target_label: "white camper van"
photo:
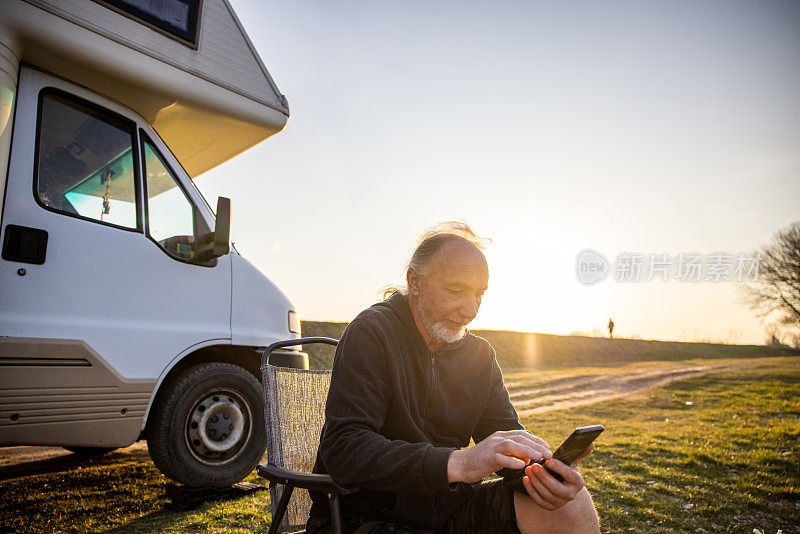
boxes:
[0,0,307,487]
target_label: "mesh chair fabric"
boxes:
[262,365,331,533]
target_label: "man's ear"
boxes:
[407,268,421,297]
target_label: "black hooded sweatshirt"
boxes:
[308,292,522,529]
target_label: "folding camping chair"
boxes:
[259,337,354,534]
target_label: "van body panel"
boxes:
[23,0,287,111]
[230,253,298,347]
[0,338,155,447]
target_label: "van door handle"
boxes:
[2,225,49,265]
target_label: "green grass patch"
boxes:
[1,357,798,533]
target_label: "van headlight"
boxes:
[288,310,301,334]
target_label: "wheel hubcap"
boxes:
[186,390,251,465]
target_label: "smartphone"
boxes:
[538,425,604,482]
[504,425,604,490]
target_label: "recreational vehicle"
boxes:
[0,0,306,487]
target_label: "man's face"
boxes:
[411,241,489,346]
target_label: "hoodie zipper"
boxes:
[425,349,441,527]
[423,350,436,436]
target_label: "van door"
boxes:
[0,67,232,448]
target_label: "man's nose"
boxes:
[459,295,480,321]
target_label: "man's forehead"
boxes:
[429,241,489,281]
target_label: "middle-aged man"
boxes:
[308,223,601,533]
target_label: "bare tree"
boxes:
[744,221,800,344]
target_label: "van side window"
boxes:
[35,92,139,230]
[142,138,205,261]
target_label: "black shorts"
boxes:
[305,478,521,534]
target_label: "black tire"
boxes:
[64,446,117,456]
[146,362,266,487]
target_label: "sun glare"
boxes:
[473,230,611,337]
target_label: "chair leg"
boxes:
[268,484,295,534]
[330,493,343,534]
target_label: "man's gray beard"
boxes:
[417,298,467,345]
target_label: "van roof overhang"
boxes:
[2,0,289,178]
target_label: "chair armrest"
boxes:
[261,337,339,366]
[257,463,354,495]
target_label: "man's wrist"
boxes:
[447,449,464,483]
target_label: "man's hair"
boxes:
[380,221,489,300]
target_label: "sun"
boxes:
[472,230,613,336]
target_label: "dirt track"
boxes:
[506,363,737,417]
[1,362,738,472]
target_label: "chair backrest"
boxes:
[262,364,332,533]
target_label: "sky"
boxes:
[196,0,800,344]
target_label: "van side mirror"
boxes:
[196,196,231,261]
[213,196,231,257]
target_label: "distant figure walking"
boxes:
[608,318,615,339]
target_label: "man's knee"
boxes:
[514,487,600,534]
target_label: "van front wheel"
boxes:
[146,362,265,487]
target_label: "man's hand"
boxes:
[522,443,594,510]
[447,430,552,484]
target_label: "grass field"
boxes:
[0,356,798,533]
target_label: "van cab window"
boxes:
[35,92,139,230]
[142,138,206,261]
